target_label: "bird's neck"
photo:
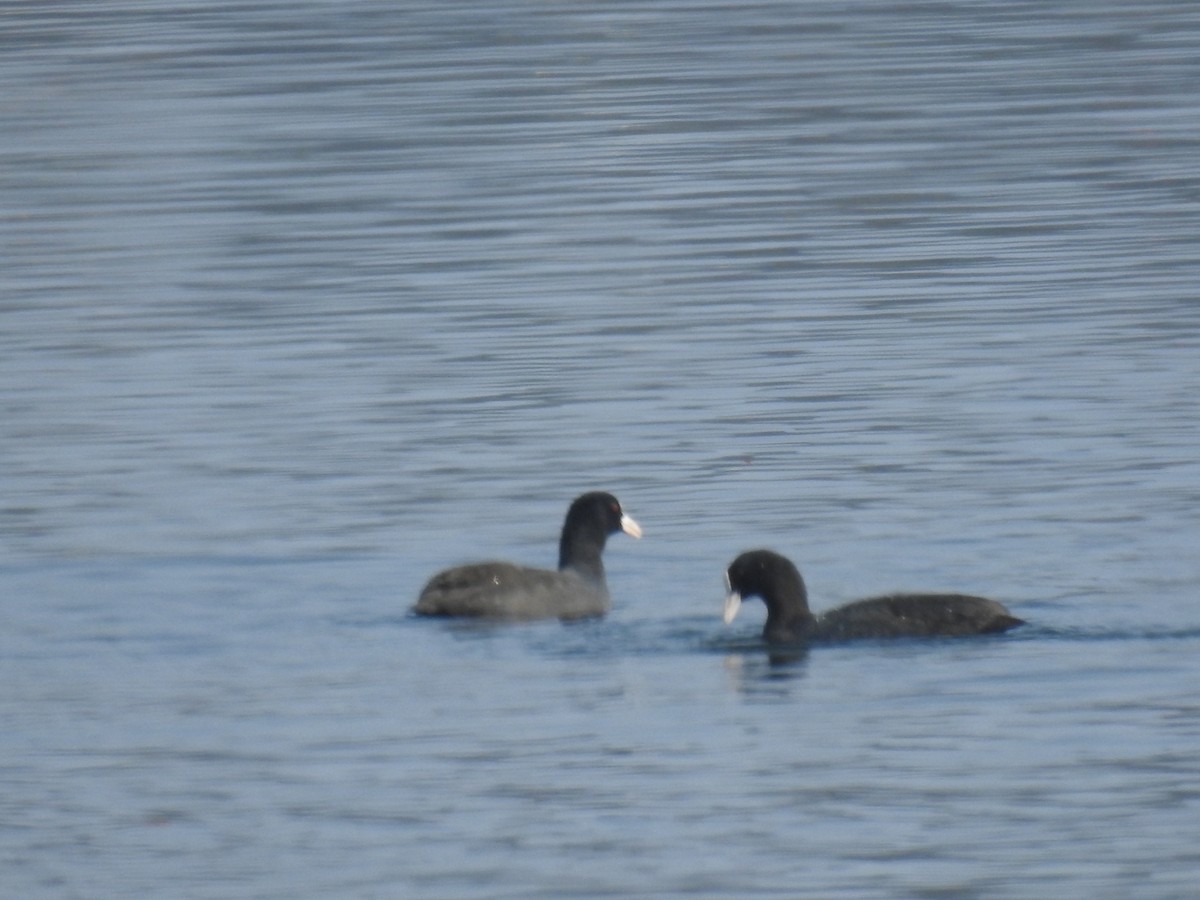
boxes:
[559,533,606,582]
[762,577,815,643]
[764,607,816,643]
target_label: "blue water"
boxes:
[3,2,1200,897]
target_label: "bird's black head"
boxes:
[724,549,811,630]
[558,492,642,575]
[565,492,642,539]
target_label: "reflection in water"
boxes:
[723,648,809,698]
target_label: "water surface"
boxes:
[3,2,1199,897]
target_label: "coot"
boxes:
[724,549,1023,644]
[414,492,642,620]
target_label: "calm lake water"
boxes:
[4,2,1200,897]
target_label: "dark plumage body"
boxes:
[414,492,641,621]
[724,549,1024,644]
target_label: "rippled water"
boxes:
[4,2,1200,897]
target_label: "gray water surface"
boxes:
[4,2,1200,897]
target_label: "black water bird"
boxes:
[724,549,1024,644]
[414,492,642,621]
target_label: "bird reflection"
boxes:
[722,645,809,698]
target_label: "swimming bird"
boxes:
[724,549,1023,644]
[414,492,642,621]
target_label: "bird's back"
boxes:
[814,593,1024,640]
[415,561,609,620]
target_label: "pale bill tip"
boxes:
[723,591,743,625]
[620,513,643,539]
